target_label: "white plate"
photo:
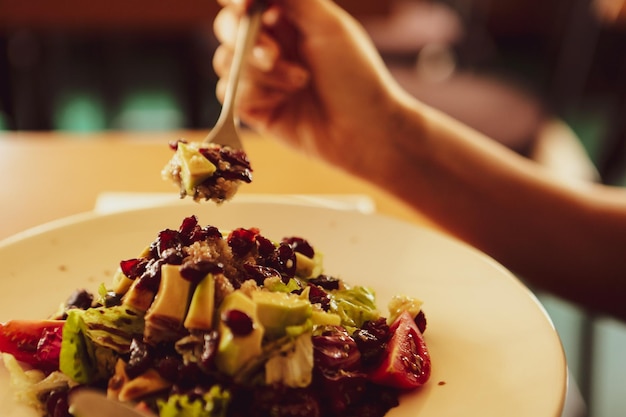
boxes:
[0,201,566,417]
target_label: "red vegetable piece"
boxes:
[0,320,65,371]
[368,311,431,389]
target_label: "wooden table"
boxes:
[0,130,435,241]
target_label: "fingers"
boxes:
[216,76,290,116]
[213,1,310,89]
[213,43,310,94]
[214,4,280,70]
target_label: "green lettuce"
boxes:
[59,306,144,383]
[158,385,231,417]
[329,286,380,331]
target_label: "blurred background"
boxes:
[1,0,625,415]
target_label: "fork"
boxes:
[69,389,150,417]
[202,0,266,150]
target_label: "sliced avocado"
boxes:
[216,291,264,376]
[184,272,216,330]
[176,142,217,194]
[294,252,314,278]
[111,267,134,296]
[295,251,324,279]
[111,246,151,296]
[252,291,312,339]
[311,310,342,326]
[122,278,155,312]
[144,264,192,343]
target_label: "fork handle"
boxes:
[215,1,265,129]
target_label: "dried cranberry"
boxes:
[307,284,331,311]
[255,235,275,258]
[308,275,340,291]
[221,148,252,170]
[188,225,222,243]
[352,318,390,368]
[243,263,282,285]
[153,229,183,258]
[199,147,221,166]
[262,243,296,281]
[220,165,253,183]
[178,215,199,238]
[134,258,163,292]
[282,237,315,258]
[119,258,148,280]
[180,259,223,284]
[64,289,93,310]
[222,309,254,336]
[228,228,259,257]
[126,338,153,379]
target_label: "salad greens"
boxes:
[60,306,144,384]
[158,386,230,417]
[0,215,431,417]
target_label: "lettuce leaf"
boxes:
[59,306,144,383]
[158,385,231,417]
[329,286,380,331]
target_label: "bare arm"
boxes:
[372,97,626,320]
[214,0,626,320]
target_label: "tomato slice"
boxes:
[368,311,431,389]
[0,320,65,370]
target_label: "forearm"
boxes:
[356,94,626,320]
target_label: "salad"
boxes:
[161,140,253,203]
[0,215,431,417]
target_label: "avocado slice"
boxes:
[184,272,216,330]
[176,142,217,195]
[251,291,312,339]
[216,291,264,376]
[112,246,151,296]
[144,264,192,344]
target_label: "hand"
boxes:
[212,0,411,171]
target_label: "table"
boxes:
[0,129,585,417]
[0,129,434,241]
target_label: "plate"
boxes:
[0,201,566,417]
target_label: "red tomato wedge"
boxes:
[368,311,431,389]
[0,320,65,371]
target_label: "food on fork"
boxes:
[0,215,431,417]
[162,140,253,203]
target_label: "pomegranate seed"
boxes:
[221,309,254,336]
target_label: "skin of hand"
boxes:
[213,0,626,321]
[213,0,409,172]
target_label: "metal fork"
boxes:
[202,1,266,149]
[69,389,150,417]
